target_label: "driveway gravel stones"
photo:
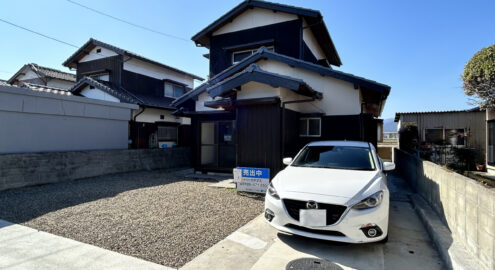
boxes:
[0,169,264,268]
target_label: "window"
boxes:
[300,118,321,137]
[96,48,101,53]
[292,146,376,171]
[446,129,466,146]
[157,126,177,141]
[232,46,274,64]
[489,122,495,164]
[164,82,185,98]
[424,128,444,144]
[90,73,109,81]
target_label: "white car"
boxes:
[264,141,395,243]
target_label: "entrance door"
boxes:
[200,121,235,170]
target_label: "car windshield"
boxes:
[291,145,376,171]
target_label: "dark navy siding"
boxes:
[209,20,302,76]
[76,55,123,85]
[301,42,318,64]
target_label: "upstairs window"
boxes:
[164,82,185,98]
[300,118,321,137]
[232,46,274,64]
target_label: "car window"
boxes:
[291,146,376,171]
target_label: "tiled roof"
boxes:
[19,82,73,96]
[0,79,9,86]
[63,38,204,81]
[191,0,341,66]
[69,77,176,110]
[29,63,76,82]
[206,63,322,99]
[173,47,390,107]
[7,63,75,84]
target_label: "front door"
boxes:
[200,121,236,171]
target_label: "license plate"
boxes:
[300,209,326,227]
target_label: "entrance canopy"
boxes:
[206,64,322,100]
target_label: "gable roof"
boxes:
[206,63,322,99]
[0,79,9,86]
[172,47,390,107]
[192,0,342,66]
[63,38,204,81]
[7,63,76,84]
[69,77,177,110]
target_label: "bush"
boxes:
[448,148,477,173]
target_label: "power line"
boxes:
[0,18,78,48]
[66,0,190,42]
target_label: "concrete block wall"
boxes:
[395,148,495,269]
[0,85,138,154]
[0,147,190,192]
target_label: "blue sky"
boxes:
[1,0,494,119]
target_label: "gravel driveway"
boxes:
[0,169,264,268]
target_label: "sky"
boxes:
[1,0,494,119]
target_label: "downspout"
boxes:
[133,106,146,148]
[281,98,315,160]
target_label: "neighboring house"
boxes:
[395,108,486,162]
[0,79,9,86]
[173,0,391,175]
[486,110,495,173]
[7,63,76,89]
[63,38,203,148]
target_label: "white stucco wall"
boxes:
[47,79,74,89]
[80,86,120,102]
[80,47,118,62]
[132,108,190,125]
[17,69,40,80]
[302,19,326,60]
[123,58,194,88]
[212,7,298,36]
[245,60,361,115]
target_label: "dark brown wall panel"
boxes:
[76,55,123,85]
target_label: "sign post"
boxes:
[233,167,270,194]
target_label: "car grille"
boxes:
[285,224,345,237]
[283,199,347,225]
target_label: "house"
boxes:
[486,110,495,173]
[62,38,204,149]
[394,108,486,162]
[173,0,391,175]
[7,63,76,89]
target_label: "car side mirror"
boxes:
[383,162,395,172]
[283,157,293,165]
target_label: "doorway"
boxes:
[200,121,236,170]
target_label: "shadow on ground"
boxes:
[0,168,217,224]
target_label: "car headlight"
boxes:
[267,182,280,200]
[352,191,384,210]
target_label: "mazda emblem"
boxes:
[306,200,319,209]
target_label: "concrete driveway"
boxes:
[182,173,444,270]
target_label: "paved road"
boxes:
[183,173,444,270]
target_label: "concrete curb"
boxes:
[410,194,481,270]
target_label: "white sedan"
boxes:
[264,141,395,243]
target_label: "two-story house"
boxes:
[63,38,203,148]
[173,0,391,175]
[8,63,76,90]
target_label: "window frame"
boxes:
[488,121,495,165]
[299,117,321,137]
[164,81,186,98]
[232,46,274,64]
[157,125,178,141]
